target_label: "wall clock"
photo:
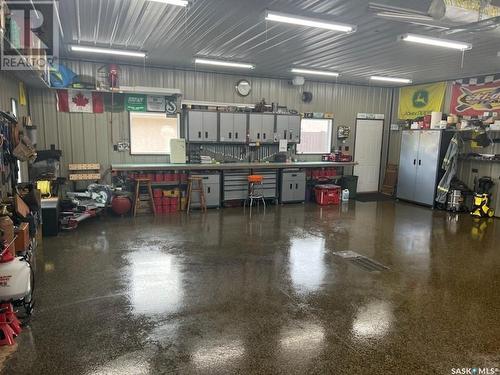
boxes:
[235,80,251,97]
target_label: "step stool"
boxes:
[133,178,156,217]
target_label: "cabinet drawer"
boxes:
[191,174,220,185]
[282,172,305,183]
[224,190,248,201]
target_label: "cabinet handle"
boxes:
[413,159,416,165]
[198,131,201,138]
[235,132,238,139]
[283,130,287,139]
[295,183,298,189]
[289,132,292,140]
[418,159,422,166]
[290,183,293,190]
[229,132,232,139]
[263,133,266,140]
[257,133,260,139]
[205,131,208,139]
[208,187,211,194]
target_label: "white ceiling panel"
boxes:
[57,0,500,85]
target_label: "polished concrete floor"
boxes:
[1,201,499,374]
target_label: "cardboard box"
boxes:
[15,223,29,253]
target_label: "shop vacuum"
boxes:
[0,236,34,345]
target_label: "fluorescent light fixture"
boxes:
[370,76,412,84]
[265,10,356,33]
[195,58,255,69]
[400,34,472,51]
[148,0,188,6]
[291,68,339,77]
[69,45,146,58]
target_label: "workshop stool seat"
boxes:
[245,175,266,211]
[133,178,156,217]
[187,177,207,213]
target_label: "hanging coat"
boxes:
[435,134,461,204]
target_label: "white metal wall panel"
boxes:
[28,61,394,182]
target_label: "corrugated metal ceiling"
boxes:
[58,0,500,85]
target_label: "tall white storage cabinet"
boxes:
[397,130,453,207]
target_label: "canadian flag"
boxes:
[56,90,104,113]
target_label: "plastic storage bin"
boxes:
[314,184,341,205]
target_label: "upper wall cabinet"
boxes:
[220,113,247,143]
[185,110,301,144]
[249,113,275,143]
[276,115,301,143]
[187,111,218,142]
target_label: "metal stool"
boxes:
[187,177,207,213]
[245,175,266,211]
[133,178,156,217]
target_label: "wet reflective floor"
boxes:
[1,201,499,374]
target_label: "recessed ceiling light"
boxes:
[291,68,340,77]
[195,58,255,69]
[69,45,146,58]
[265,10,356,33]
[400,34,472,51]
[148,0,188,6]
[370,76,412,84]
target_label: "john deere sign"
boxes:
[398,82,446,119]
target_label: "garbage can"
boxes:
[341,175,358,199]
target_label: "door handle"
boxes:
[198,131,201,138]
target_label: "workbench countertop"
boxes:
[111,161,357,171]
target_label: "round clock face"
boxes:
[236,80,251,97]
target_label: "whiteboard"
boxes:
[129,112,179,155]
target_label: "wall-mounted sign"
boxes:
[125,94,147,112]
[165,95,178,115]
[147,95,166,112]
[357,113,385,120]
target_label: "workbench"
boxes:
[112,161,357,207]
[111,161,357,172]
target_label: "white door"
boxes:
[353,119,384,193]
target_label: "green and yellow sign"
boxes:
[398,82,446,119]
[125,94,147,112]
